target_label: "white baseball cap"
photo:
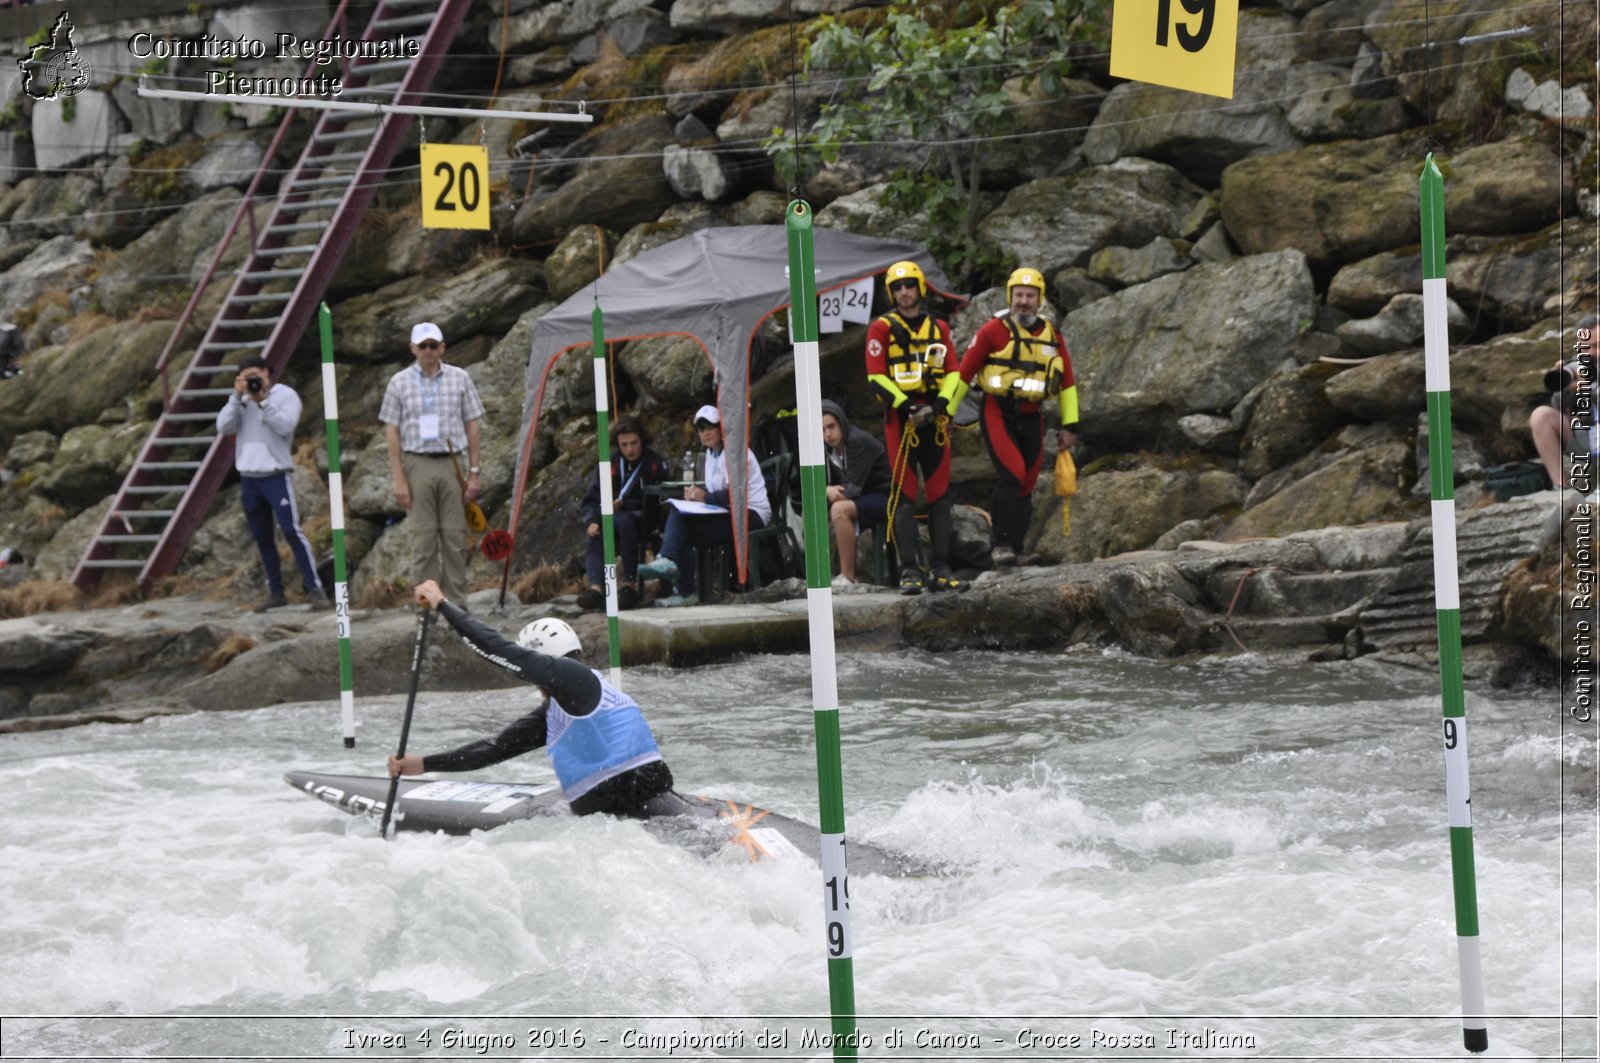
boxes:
[693,404,720,426]
[410,322,444,345]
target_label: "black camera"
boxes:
[246,374,264,394]
[1545,356,1596,393]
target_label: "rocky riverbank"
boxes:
[0,488,1577,733]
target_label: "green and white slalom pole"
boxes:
[590,303,622,687]
[318,302,357,748]
[1420,153,1487,1055]
[785,199,858,1057]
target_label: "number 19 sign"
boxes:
[421,143,491,230]
[1110,0,1239,99]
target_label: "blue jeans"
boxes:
[658,509,765,596]
[584,508,646,587]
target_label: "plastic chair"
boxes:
[745,453,803,587]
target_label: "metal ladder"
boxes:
[72,0,473,592]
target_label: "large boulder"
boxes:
[469,301,559,517]
[1221,128,1570,282]
[815,182,940,245]
[93,189,247,317]
[33,420,150,508]
[980,158,1206,277]
[1079,10,1306,187]
[544,224,613,303]
[1093,562,1214,657]
[1446,218,1600,333]
[612,191,786,265]
[1366,0,1533,122]
[902,573,1078,652]
[0,235,95,321]
[3,175,100,240]
[511,115,678,245]
[663,143,740,202]
[617,334,714,408]
[1238,362,1346,480]
[0,317,172,438]
[330,257,544,361]
[1063,250,1317,450]
[328,202,490,299]
[1324,318,1563,446]
[1224,425,1417,539]
[1031,461,1249,564]
[1283,61,1411,143]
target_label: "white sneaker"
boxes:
[830,574,854,590]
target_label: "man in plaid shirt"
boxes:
[381,322,485,602]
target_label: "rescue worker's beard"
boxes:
[1012,309,1038,328]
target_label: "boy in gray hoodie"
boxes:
[820,400,893,586]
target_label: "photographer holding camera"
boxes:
[1531,314,1599,490]
[216,355,330,612]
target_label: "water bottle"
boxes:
[681,449,695,483]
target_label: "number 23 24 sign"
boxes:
[421,144,491,231]
[1110,0,1239,100]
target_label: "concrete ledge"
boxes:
[618,590,907,665]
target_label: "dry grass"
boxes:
[1056,582,1100,616]
[511,561,584,605]
[0,579,83,618]
[84,577,145,609]
[355,578,413,610]
[202,633,257,673]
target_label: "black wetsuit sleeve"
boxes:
[437,601,602,714]
[422,708,548,773]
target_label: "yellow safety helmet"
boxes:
[1006,267,1046,303]
[884,260,927,298]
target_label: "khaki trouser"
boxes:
[402,452,469,602]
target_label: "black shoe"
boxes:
[307,587,333,610]
[617,584,640,611]
[930,570,968,592]
[576,587,604,610]
[898,570,925,596]
[253,593,288,613]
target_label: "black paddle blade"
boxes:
[380,608,435,839]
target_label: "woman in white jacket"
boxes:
[637,405,771,606]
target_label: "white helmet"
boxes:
[516,617,582,658]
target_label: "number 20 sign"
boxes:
[1109,0,1239,100]
[421,143,491,231]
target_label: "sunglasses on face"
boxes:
[889,280,919,293]
[416,341,441,350]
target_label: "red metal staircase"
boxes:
[71,0,474,592]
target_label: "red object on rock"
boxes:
[480,529,514,561]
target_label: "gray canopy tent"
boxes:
[508,224,960,583]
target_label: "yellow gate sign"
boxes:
[1110,0,1239,100]
[420,143,490,230]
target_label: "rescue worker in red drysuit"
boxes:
[864,260,966,594]
[946,267,1079,569]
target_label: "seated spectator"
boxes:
[578,417,669,610]
[1531,314,1598,489]
[820,400,891,588]
[638,405,771,606]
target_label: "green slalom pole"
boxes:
[785,199,858,1056]
[318,303,357,747]
[591,304,622,687]
[1419,154,1487,1055]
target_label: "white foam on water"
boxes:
[0,650,1591,1061]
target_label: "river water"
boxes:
[2,648,1594,1061]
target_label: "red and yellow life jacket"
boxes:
[869,313,949,405]
[979,316,1063,401]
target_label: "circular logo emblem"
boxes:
[44,51,90,98]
